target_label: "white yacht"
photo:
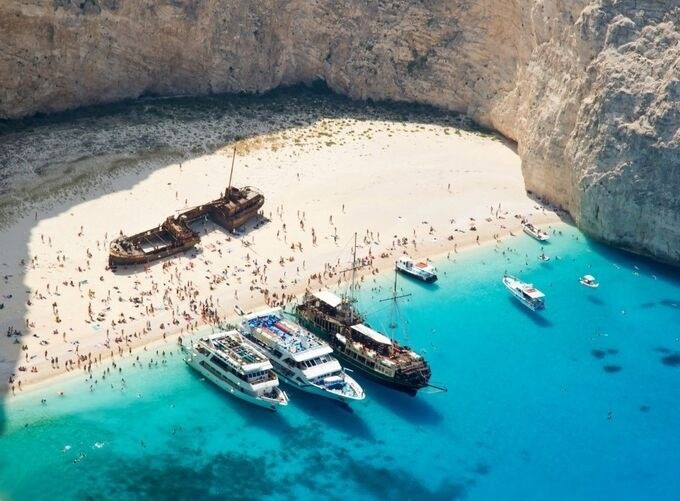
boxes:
[579,274,600,288]
[185,330,289,411]
[522,220,550,241]
[395,255,438,283]
[242,307,365,402]
[502,274,546,311]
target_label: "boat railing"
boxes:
[248,316,323,353]
[247,370,277,385]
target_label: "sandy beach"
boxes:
[0,105,562,396]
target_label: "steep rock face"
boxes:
[0,0,678,264]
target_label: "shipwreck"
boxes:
[109,150,264,267]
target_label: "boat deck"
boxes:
[208,332,269,366]
[248,314,325,354]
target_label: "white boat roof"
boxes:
[522,286,545,299]
[313,290,343,308]
[583,274,596,281]
[351,323,392,345]
[302,360,342,379]
[292,345,333,362]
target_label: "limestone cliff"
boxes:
[0,0,678,264]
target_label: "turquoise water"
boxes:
[1,223,679,500]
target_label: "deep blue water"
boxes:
[1,223,679,500]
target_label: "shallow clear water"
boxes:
[1,223,679,500]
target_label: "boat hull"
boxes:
[295,313,428,396]
[395,266,438,283]
[109,187,264,267]
[522,226,550,242]
[185,357,285,411]
[276,371,364,402]
[109,238,199,266]
[502,275,545,311]
[243,333,365,402]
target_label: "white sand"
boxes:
[0,118,560,393]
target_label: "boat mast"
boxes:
[226,147,237,195]
[380,270,411,341]
[349,232,358,323]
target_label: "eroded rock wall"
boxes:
[0,0,678,263]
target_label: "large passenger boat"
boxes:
[241,307,365,402]
[295,235,435,396]
[185,330,288,411]
[502,274,546,311]
[109,149,264,267]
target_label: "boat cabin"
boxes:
[350,323,393,355]
[521,286,545,308]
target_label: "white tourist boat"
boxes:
[395,255,438,283]
[185,330,289,411]
[522,220,550,241]
[579,274,600,288]
[502,274,546,311]
[242,307,365,402]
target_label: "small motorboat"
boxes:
[538,253,550,262]
[522,220,550,242]
[395,255,438,283]
[579,274,599,288]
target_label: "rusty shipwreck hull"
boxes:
[109,186,264,267]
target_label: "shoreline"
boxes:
[1,107,563,400]
[7,211,564,399]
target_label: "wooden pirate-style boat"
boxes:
[296,235,441,396]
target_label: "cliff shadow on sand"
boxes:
[0,84,513,434]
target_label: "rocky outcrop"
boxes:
[0,0,678,264]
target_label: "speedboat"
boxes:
[538,253,550,262]
[395,255,438,283]
[579,274,599,288]
[522,220,550,241]
[502,274,545,311]
[185,330,289,411]
[242,307,365,402]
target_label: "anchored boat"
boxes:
[109,149,264,267]
[185,330,288,411]
[295,235,435,396]
[395,255,438,283]
[579,274,600,288]
[241,307,365,402]
[503,274,546,311]
[522,220,550,242]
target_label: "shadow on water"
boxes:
[639,299,680,316]
[404,277,441,292]
[0,83,493,436]
[507,297,553,328]
[587,294,605,306]
[357,376,443,426]
[659,299,680,312]
[191,368,293,433]
[586,237,680,284]
[287,387,374,440]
